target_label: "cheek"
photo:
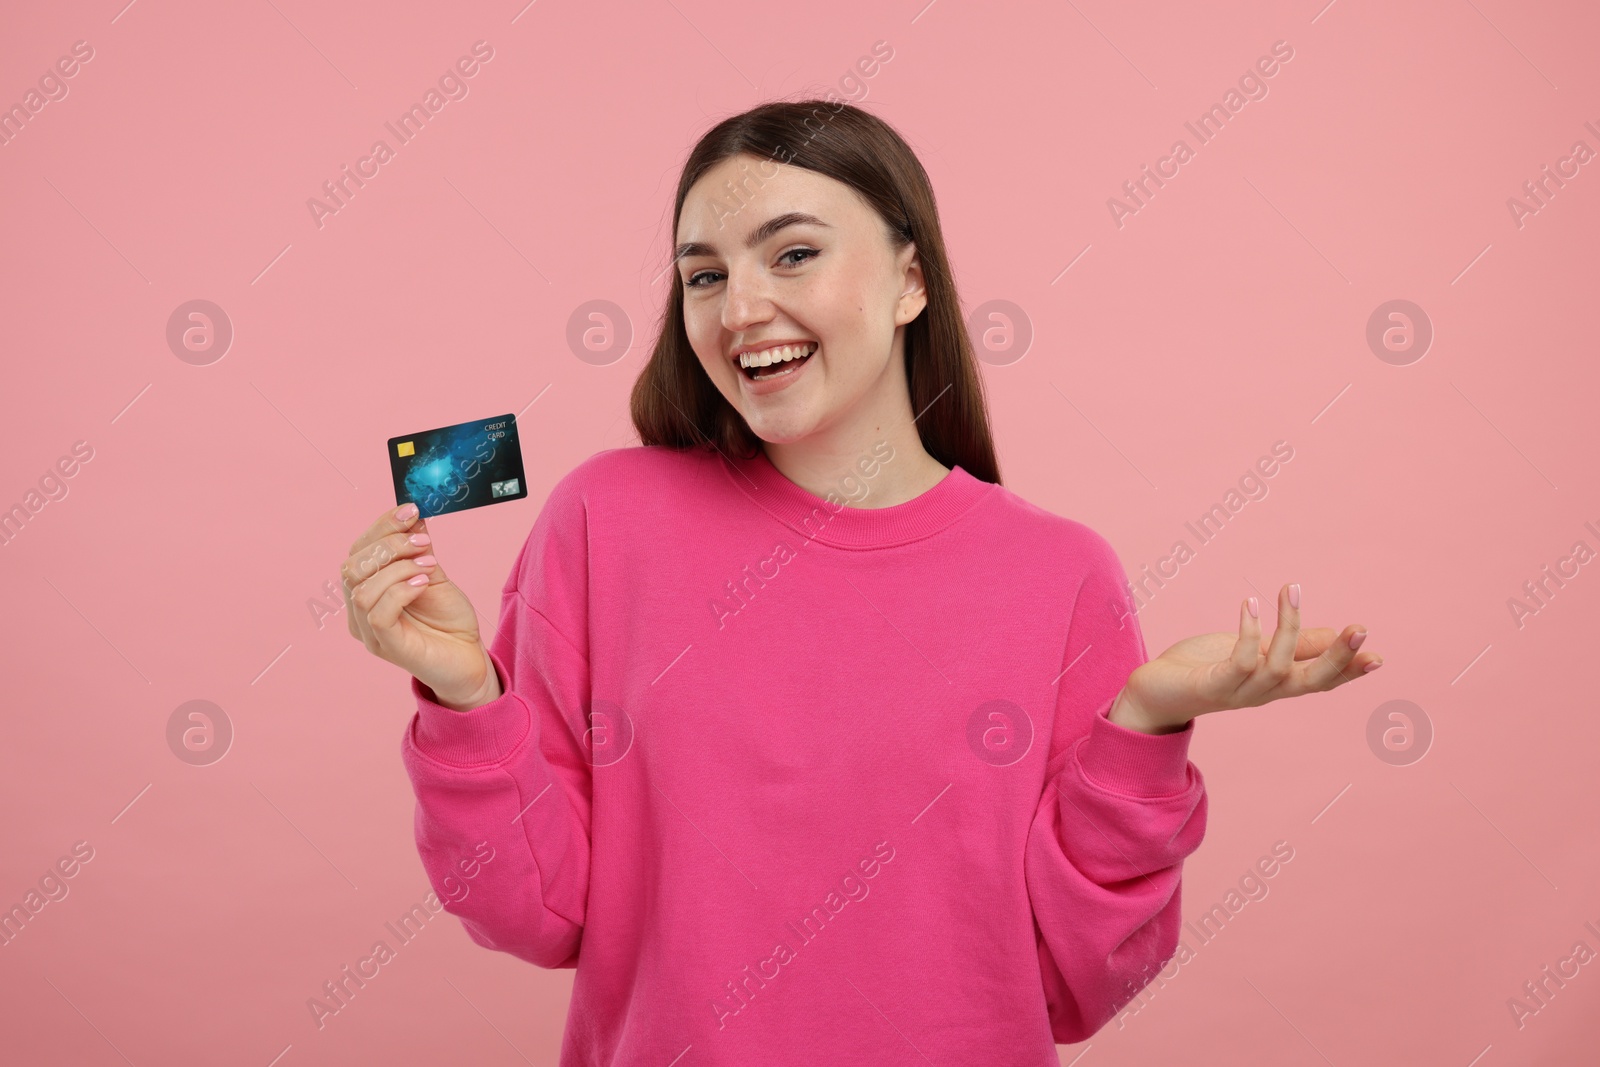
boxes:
[806,274,871,339]
[682,305,721,363]
[805,291,886,378]
[822,258,894,330]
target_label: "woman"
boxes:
[341,100,1380,1065]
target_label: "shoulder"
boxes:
[563,443,714,482]
[982,484,1142,645]
[505,446,713,599]
[532,445,720,536]
[981,480,1126,575]
[548,444,717,506]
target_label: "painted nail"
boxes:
[1363,659,1382,673]
[1348,629,1367,651]
[407,574,429,586]
[1288,583,1300,609]
[1247,596,1259,619]
[408,532,431,546]
[395,502,418,520]
[414,555,437,567]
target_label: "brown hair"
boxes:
[627,99,1002,485]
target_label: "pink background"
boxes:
[2,0,1596,1063]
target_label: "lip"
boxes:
[739,343,816,397]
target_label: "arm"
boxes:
[399,479,595,969]
[1024,534,1208,1042]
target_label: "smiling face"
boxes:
[673,153,927,453]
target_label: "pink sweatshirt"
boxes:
[400,444,1207,1065]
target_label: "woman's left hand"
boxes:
[1109,583,1383,735]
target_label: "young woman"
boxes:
[341,100,1381,1065]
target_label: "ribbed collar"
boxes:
[721,447,995,550]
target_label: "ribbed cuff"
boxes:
[407,646,531,767]
[1075,694,1195,798]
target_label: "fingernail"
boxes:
[396,503,418,520]
[1348,629,1367,651]
[1247,596,1259,619]
[414,554,437,567]
[1363,659,1382,673]
[408,532,431,546]
[407,574,429,586]
[1288,583,1300,609]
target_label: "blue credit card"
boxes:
[387,413,528,518]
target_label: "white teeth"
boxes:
[739,343,816,369]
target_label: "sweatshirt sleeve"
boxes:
[399,470,594,970]
[1023,530,1208,1043]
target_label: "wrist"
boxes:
[437,687,498,713]
[433,646,502,712]
[1108,689,1187,735]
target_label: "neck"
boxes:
[762,433,949,509]
[759,332,952,508]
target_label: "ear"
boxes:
[894,244,927,326]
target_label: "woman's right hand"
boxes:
[342,503,503,711]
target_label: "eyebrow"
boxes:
[673,211,832,264]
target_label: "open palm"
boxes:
[1118,583,1383,731]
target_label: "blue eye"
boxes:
[684,247,820,289]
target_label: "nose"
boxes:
[719,264,776,334]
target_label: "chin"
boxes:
[743,411,822,445]
[745,422,809,445]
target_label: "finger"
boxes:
[342,522,434,598]
[1218,596,1265,695]
[344,541,403,645]
[353,553,439,637]
[344,505,424,644]
[366,563,440,649]
[1242,583,1302,701]
[348,502,425,561]
[1267,626,1341,661]
[1298,624,1358,690]
[1298,625,1380,691]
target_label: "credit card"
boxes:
[387,413,528,518]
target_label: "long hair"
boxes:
[628,99,1002,485]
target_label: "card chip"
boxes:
[396,441,415,457]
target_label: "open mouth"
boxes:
[739,343,817,381]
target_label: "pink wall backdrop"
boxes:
[2,0,1596,1063]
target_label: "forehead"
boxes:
[675,155,856,244]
